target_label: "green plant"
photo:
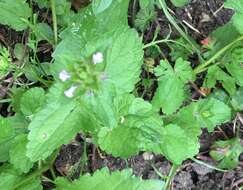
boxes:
[0,0,243,190]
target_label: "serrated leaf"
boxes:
[135,7,156,31]
[105,27,143,93]
[159,124,199,165]
[9,134,33,173]
[0,165,42,190]
[152,59,190,114]
[224,0,243,34]
[197,98,232,132]
[173,98,232,133]
[20,87,45,117]
[0,0,31,31]
[97,94,163,158]
[174,58,195,83]
[210,138,243,169]
[27,84,84,161]
[33,23,54,44]
[203,65,236,96]
[231,87,243,111]
[92,0,113,15]
[225,62,243,87]
[55,168,164,190]
[0,117,15,162]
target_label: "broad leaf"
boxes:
[20,87,45,117]
[0,165,42,190]
[159,124,199,165]
[173,98,232,132]
[9,134,33,173]
[231,87,243,111]
[203,65,236,96]
[0,118,15,162]
[210,138,243,169]
[55,168,164,190]
[152,59,193,114]
[0,0,31,31]
[27,84,82,161]
[92,0,113,15]
[224,0,243,34]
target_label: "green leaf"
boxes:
[9,134,34,173]
[135,7,156,31]
[33,23,54,44]
[27,84,84,161]
[173,98,232,133]
[0,117,15,162]
[55,168,164,190]
[210,138,243,169]
[224,0,243,34]
[0,165,42,190]
[203,65,236,96]
[159,124,199,165]
[174,58,195,83]
[139,0,151,8]
[98,95,163,158]
[105,27,143,93]
[197,98,232,132]
[231,87,243,111]
[20,87,45,117]
[170,0,190,7]
[225,62,243,87]
[0,0,31,31]
[92,0,113,15]
[152,59,191,114]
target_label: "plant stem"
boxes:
[143,39,192,53]
[158,0,203,61]
[194,35,243,74]
[163,164,179,190]
[191,158,227,172]
[50,0,58,46]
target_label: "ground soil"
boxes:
[1,0,242,190]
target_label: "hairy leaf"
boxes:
[55,168,164,190]
[27,84,84,161]
[0,0,31,31]
[92,0,113,15]
[20,87,45,117]
[152,59,193,114]
[9,134,33,173]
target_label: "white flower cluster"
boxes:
[59,52,104,98]
[59,70,77,98]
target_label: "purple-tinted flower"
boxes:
[59,70,71,82]
[64,85,77,98]
[92,52,103,64]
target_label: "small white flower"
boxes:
[120,116,125,124]
[64,85,78,98]
[59,70,71,82]
[92,52,103,64]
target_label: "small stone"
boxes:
[142,152,154,161]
